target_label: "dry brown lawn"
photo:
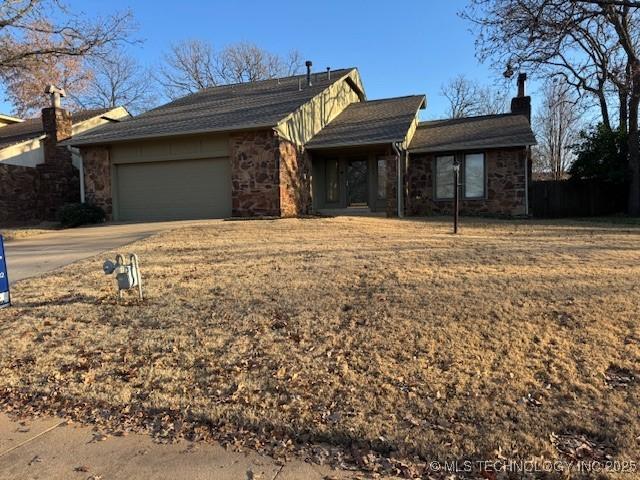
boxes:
[0,225,58,241]
[1,217,639,477]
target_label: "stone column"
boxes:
[383,155,398,217]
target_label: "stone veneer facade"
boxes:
[81,146,112,218]
[229,130,312,218]
[407,148,528,217]
[0,164,40,225]
[229,130,281,217]
[278,139,311,217]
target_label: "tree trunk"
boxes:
[598,91,612,131]
[628,91,640,216]
[620,91,629,133]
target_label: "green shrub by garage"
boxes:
[57,203,106,228]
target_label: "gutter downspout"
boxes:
[392,141,404,218]
[71,146,86,203]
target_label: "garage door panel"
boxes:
[116,158,231,221]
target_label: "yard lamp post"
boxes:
[453,162,460,234]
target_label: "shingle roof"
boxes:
[305,95,425,149]
[408,113,536,153]
[0,108,112,150]
[68,69,359,146]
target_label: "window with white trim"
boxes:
[464,153,485,198]
[435,155,455,199]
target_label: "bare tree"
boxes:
[440,74,508,118]
[219,43,302,83]
[463,0,640,214]
[1,23,94,116]
[157,39,302,99]
[156,40,219,97]
[77,52,157,115]
[534,80,583,179]
[476,85,509,115]
[441,75,480,118]
[0,0,134,71]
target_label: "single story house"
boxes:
[67,65,536,221]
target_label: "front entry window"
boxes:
[325,159,339,203]
[377,159,387,199]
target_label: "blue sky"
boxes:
[1,0,537,119]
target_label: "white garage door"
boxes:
[116,158,232,221]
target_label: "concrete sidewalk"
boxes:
[0,413,358,479]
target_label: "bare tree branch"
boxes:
[75,51,158,115]
[440,74,508,118]
[0,1,135,72]
[156,39,302,99]
[533,80,583,179]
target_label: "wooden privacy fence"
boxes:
[530,180,628,218]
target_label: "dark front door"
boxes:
[347,159,368,205]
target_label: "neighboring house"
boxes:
[0,114,23,128]
[66,65,535,222]
[0,105,130,224]
[0,107,129,168]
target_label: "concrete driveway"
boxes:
[0,413,355,480]
[4,220,218,283]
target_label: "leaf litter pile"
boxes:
[1,217,639,478]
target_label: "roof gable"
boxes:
[69,69,359,146]
[305,95,426,149]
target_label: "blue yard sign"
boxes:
[0,235,9,309]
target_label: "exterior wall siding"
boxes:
[407,148,527,217]
[110,133,229,164]
[229,130,280,217]
[275,70,364,146]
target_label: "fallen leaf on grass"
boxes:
[604,365,636,389]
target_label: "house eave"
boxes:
[409,142,537,154]
[305,139,402,151]
[66,122,278,147]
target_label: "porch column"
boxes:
[384,154,398,217]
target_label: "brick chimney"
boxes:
[37,85,79,220]
[510,73,531,123]
[41,85,72,165]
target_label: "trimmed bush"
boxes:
[57,203,106,228]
